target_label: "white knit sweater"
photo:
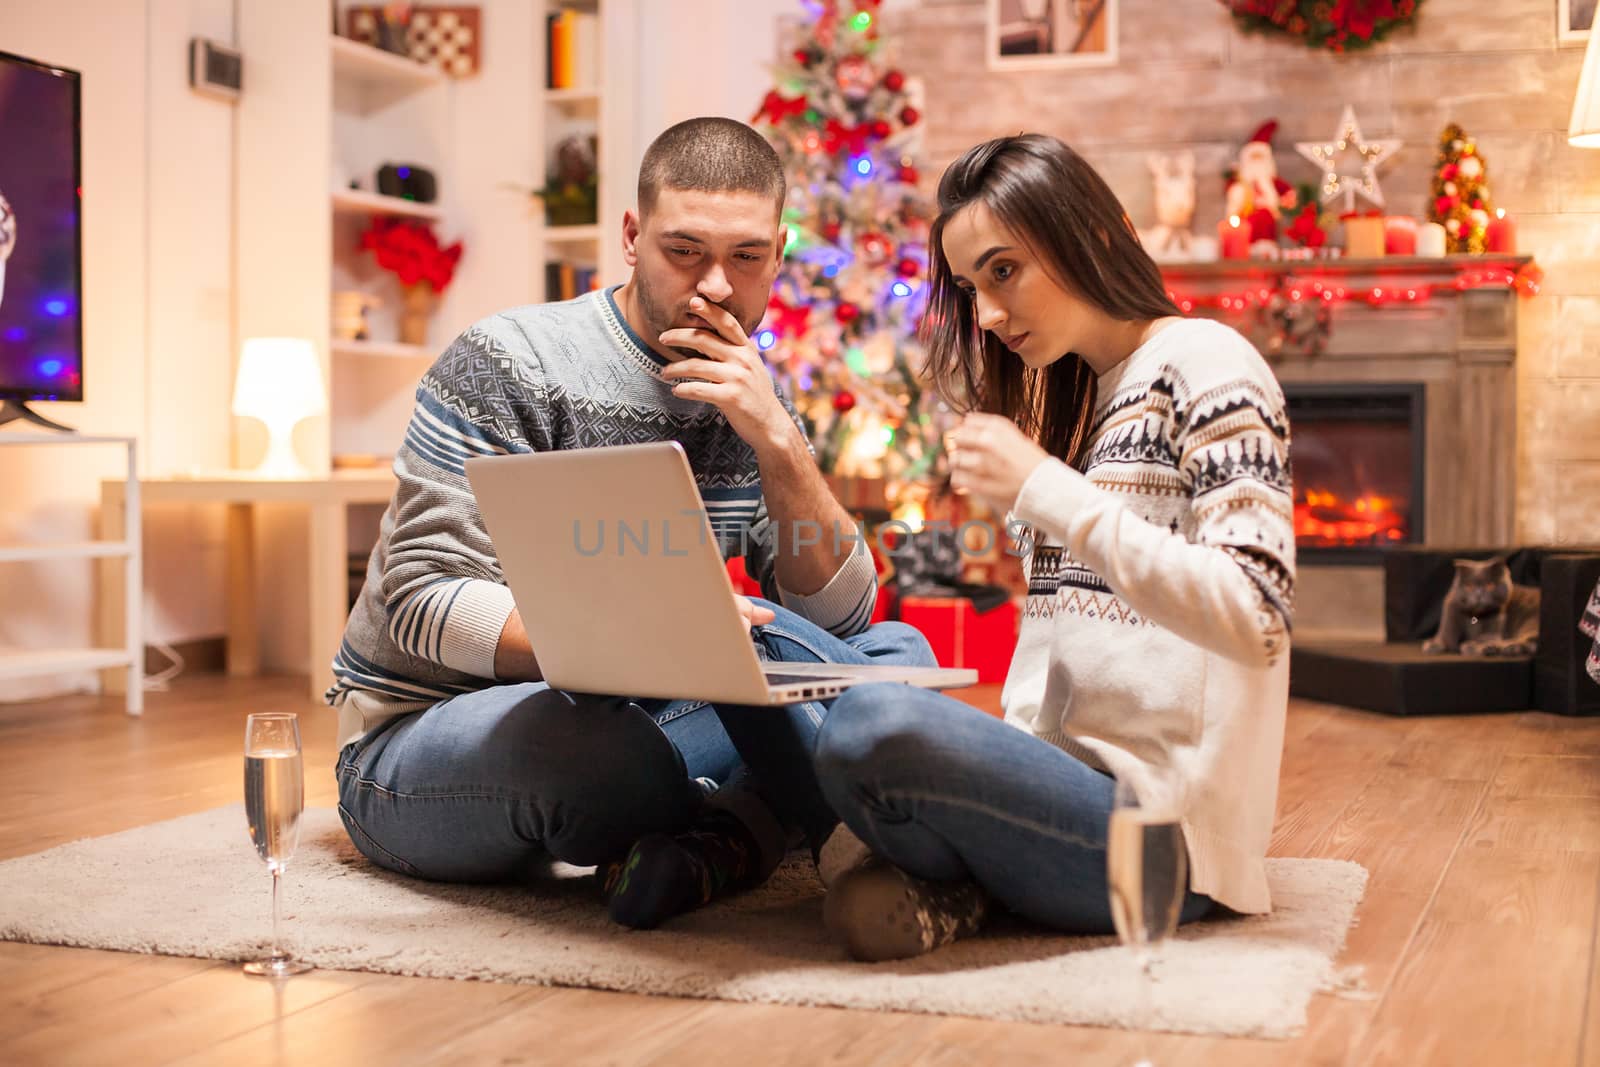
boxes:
[1002,317,1295,915]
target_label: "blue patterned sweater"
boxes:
[327,286,878,745]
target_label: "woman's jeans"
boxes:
[335,600,935,882]
[813,683,1215,935]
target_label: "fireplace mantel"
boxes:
[1161,254,1534,551]
[1160,253,1532,284]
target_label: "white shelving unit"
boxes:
[536,0,634,300]
[545,224,603,245]
[329,32,451,465]
[330,34,443,106]
[0,433,142,715]
[330,339,433,360]
[331,188,444,221]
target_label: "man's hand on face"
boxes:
[658,296,791,453]
[734,594,776,631]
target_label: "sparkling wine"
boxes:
[244,750,304,871]
[1107,807,1185,949]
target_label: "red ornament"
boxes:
[835,302,861,325]
[822,221,843,242]
[897,165,919,184]
[857,231,893,266]
[897,257,919,277]
[833,390,857,413]
[900,106,920,127]
[870,119,893,140]
[883,69,905,92]
[793,49,812,66]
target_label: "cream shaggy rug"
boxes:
[0,806,1367,1038]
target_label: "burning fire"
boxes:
[1295,488,1408,547]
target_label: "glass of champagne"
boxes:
[1107,769,1187,1067]
[243,712,313,977]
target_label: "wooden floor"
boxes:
[1,675,1598,1066]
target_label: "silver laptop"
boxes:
[465,442,977,705]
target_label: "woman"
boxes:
[812,134,1295,962]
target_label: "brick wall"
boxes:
[887,0,1599,546]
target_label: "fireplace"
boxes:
[1286,384,1426,565]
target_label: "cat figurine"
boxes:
[1421,556,1540,657]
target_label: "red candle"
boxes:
[1218,214,1250,260]
[1485,209,1517,253]
[1384,216,1417,256]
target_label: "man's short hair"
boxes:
[637,117,786,220]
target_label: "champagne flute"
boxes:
[243,712,313,977]
[1107,770,1187,1067]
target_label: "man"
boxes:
[328,116,935,929]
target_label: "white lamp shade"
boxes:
[1571,26,1600,147]
[231,337,327,422]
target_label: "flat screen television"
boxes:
[0,49,83,432]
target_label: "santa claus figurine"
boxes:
[1226,120,1297,245]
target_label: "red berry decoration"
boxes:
[822,221,842,242]
[883,69,905,92]
[898,165,919,184]
[900,106,920,127]
[835,302,861,325]
[833,390,857,413]
[897,257,919,278]
[870,119,892,140]
[793,49,812,66]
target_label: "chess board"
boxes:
[347,5,482,78]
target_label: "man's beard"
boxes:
[634,270,757,360]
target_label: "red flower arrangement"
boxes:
[1220,0,1422,53]
[359,217,464,293]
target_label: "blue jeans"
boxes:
[813,683,1215,935]
[335,601,935,881]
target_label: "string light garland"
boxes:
[1166,260,1542,358]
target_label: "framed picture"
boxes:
[1560,0,1595,44]
[987,0,1118,70]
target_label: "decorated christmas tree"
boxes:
[751,0,944,493]
[1427,123,1493,254]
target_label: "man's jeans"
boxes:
[335,600,935,881]
[813,683,1216,935]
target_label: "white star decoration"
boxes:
[1294,105,1402,213]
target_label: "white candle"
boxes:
[1417,221,1448,257]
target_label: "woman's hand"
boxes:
[946,413,1051,516]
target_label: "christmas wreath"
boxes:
[1220,0,1422,53]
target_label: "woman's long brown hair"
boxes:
[921,134,1181,466]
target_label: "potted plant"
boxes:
[535,134,598,227]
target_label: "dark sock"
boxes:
[600,807,765,929]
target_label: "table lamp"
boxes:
[1570,24,1600,148]
[231,337,326,478]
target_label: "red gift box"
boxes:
[899,595,1019,685]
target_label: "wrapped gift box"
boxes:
[900,595,1019,684]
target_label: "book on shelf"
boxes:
[546,10,598,90]
[545,260,600,302]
